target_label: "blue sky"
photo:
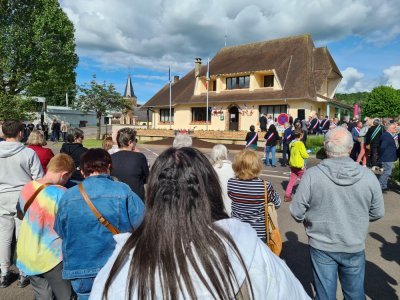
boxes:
[61,0,400,104]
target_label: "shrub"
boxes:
[306,135,324,154]
[391,161,400,184]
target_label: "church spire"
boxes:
[124,74,135,98]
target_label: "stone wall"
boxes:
[136,129,267,140]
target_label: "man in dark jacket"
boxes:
[378,123,398,191]
[60,128,88,183]
[308,115,319,135]
[320,115,330,135]
[281,122,292,166]
[365,118,383,168]
[259,114,267,132]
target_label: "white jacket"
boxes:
[213,160,235,216]
[90,218,310,299]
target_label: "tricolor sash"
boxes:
[245,132,258,148]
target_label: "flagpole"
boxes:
[206,58,210,131]
[169,66,172,130]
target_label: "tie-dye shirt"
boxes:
[16,181,65,276]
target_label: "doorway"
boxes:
[229,106,239,131]
[297,109,305,121]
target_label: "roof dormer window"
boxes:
[264,75,274,87]
[226,76,249,90]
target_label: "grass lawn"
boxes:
[83,139,103,148]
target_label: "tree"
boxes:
[363,86,400,118]
[0,0,78,105]
[336,92,369,106]
[0,93,35,121]
[74,76,128,140]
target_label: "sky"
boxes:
[60,0,400,104]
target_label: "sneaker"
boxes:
[0,274,10,288]
[16,275,29,288]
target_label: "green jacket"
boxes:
[289,140,309,168]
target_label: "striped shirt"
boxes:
[16,181,65,276]
[227,178,281,240]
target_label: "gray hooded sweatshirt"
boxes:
[0,141,44,215]
[290,157,384,253]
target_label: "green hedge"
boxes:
[392,161,400,184]
[306,135,324,154]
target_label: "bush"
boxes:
[391,161,400,184]
[306,135,324,154]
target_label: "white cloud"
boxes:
[337,65,400,93]
[383,65,400,88]
[60,0,400,71]
[337,67,379,93]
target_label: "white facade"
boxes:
[33,105,108,128]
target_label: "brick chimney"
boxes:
[194,58,202,77]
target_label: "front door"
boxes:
[297,109,305,121]
[229,106,239,131]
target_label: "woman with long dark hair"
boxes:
[264,124,280,167]
[90,147,309,299]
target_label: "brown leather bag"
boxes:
[78,183,120,235]
[17,183,50,220]
[264,181,282,256]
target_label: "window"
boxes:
[191,107,211,122]
[226,76,250,90]
[160,108,174,122]
[259,105,287,121]
[264,75,274,87]
[211,80,216,91]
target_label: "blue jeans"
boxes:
[310,246,365,300]
[71,277,95,300]
[379,161,393,189]
[265,145,276,166]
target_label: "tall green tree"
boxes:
[0,0,78,105]
[74,76,128,140]
[363,86,400,117]
[0,93,35,121]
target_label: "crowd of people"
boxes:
[0,114,398,299]
[256,113,400,194]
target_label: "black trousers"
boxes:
[369,145,379,167]
[350,142,360,161]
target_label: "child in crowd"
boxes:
[102,136,113,152]
[284,130,309,202]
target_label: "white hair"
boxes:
[324,127,353,158]
[172,133,193,148]
[210,144,229,168]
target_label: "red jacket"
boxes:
[28,145,54,173]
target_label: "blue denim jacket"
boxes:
[54,175,145,279]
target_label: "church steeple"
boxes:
[124,74,135,98]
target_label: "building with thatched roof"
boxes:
[143,34,352,131]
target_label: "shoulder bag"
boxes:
[78,183,120,235]
[17,183,50,220]
[263,181,282,256]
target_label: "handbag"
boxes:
[78,183,120,235]
[263,181,282,256]
[16,183,50,220]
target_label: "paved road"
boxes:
[2,144,399,299]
